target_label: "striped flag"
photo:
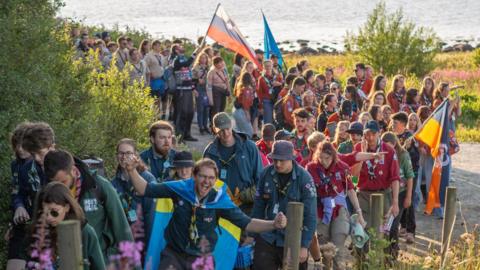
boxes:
[144,179,241,270]
[415,99,450,214]
[206,4,261,68]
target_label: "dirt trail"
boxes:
[184,126,480,263]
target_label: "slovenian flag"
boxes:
[144,179,241,270]
[263,11,284,70]
[205,4,261,69]
[414,99,450,214]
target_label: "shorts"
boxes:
[7,224,29,260]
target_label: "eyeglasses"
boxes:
[197,173,216,181]
[117,151,135,157]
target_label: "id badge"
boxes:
[220,169,227,180]
[273,203,279,214]
[269,88,273,95]
[127,209,137,223]
[163,160,171,169]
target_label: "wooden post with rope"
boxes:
[283,202,304,270]
[57,220,83,270]
[441,186,457,269]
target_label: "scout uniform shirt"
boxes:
[306,159,354,224]
[252,162,317,248]
[353,141,400,191]
[144,179,252,256]
[140,147,176,182]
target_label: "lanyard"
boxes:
[219,150,236,168]
[133,62,144,75]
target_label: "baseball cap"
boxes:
[364,120,380,133]
[267,140,296,161]
[213,112,232,130]
[346,121,364,135]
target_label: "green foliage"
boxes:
[345,1,441,76]
[0,0,155,264]
[473,48,480,68]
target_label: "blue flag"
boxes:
[263,12,284,69]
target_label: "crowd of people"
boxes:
[5,31,463,270]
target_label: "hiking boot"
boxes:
[405,233,415,244]
[399,228,407,237]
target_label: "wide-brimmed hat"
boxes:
[170,151,194,168]
[267,140,296,161]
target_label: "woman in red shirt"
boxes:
[386,74,406,113]
[306,142,365,269]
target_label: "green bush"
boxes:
[0,0,155,264]
[345,1,441,76]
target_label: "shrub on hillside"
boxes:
[345,1,441,76]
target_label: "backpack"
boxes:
[273,95,287,129]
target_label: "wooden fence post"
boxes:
[283,202,304,270]
[441,186,457,269]
[57,220,83,270]
[370,193,384,235]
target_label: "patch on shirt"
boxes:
[335,172,341,180]
[83,198,99,212]
[393,153,398,161]
[203,217,214,223]
[304,183,316,197]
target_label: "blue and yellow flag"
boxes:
[415,100,450,214]
[144,179,241,270]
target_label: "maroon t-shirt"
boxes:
[352,141,400,191]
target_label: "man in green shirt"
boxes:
[337,121,363,154]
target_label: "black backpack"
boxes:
[273,95,287,129]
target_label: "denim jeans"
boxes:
[262,99,273,124]
[196,85,209,129]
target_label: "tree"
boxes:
[345,1,441,76]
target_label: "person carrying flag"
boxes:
[124,157,287,269]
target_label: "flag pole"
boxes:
[199,3,221,50]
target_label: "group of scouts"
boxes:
[7,37,462,270]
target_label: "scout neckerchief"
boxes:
[394,89,404,104]
[273,172,291,198]
[365,140,382,181]
[423,93,432,108]
[118,50,127,66]
[132,61,144,77]
[215,70,228,85]
[262,73,277,96]
[188,194,210,247]
[119,173,138,223]
[293,131,309,158]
